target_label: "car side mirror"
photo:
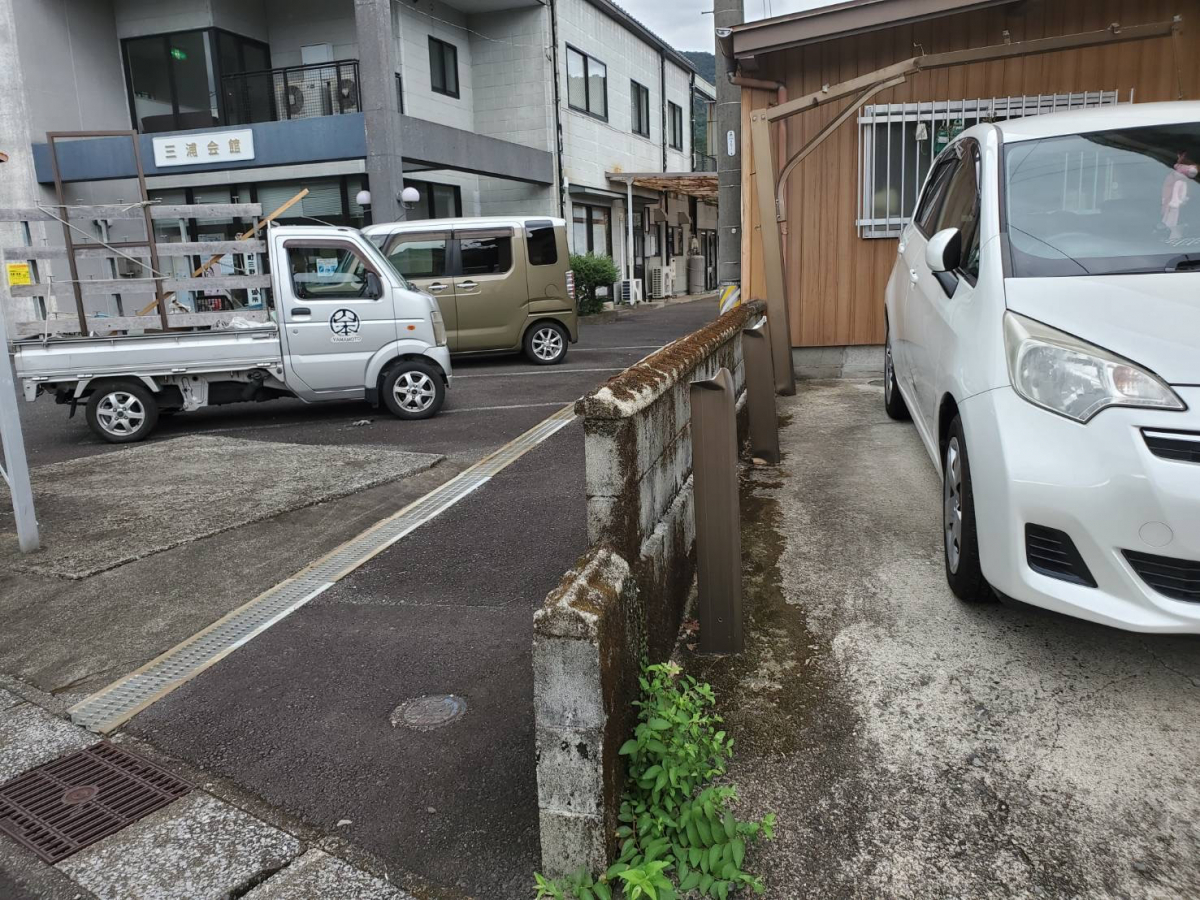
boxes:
[365,271,383,299]
[926,228,962,274]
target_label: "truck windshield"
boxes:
[1004,123,1200,277]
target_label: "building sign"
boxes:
[152,130,255,168]
[6,263,31,286]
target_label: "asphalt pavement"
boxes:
[47,299,719,899]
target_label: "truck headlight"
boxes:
[430,308,447,347]
[1003,312,1185,423]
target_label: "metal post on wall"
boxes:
[691,367,742,654]
[743,318,780,464]
[0,309,39,553]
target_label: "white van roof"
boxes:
[362,215,566,235]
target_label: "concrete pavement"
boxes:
[1,299,718,898]
[686,378,1200,899]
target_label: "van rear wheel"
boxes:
[524,322,568,365]
[86,382,159,443]
[382,360,445,420]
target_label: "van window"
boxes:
[381,233,450,279]
[526,223,558,266]
[288,245,374,299]
[459,232,513,276]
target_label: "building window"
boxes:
[429,37,459,98]
[123,28,270,133]
[668,102,684,151]
[404,179,462,220]
[572,204,612,257]
[857,90,1126,238]
[566,46,607,120]
[631,81,650,137]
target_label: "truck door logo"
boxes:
[330,308,360,338]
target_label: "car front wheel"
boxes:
[943,415,992,602]
[382,361,445,420]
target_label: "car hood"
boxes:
[1004,275,1200,385]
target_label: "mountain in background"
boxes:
[681,50,716,85]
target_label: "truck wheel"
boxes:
[382,360,444,420]
[86,382,159,443]
[524,322,568,365]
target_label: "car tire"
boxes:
[943,415,992,602]
[381,360,445,420]
[884,323,910,421]
[85,381,159,444]
[524,321,568,365]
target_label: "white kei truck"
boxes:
[11,225,452,443]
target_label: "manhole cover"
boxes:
[391,695,467,731]
[0,741,191,863]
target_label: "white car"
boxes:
[884,101,1200,634]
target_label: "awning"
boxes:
[606,171,718,201]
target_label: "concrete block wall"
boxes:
[534,303,761,877]
[469,8,554,152]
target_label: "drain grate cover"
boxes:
[392,695,467,731]
[0,741,191,863]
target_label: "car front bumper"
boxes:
[961,385,1200,634]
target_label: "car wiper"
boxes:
[1165,255,1200,272]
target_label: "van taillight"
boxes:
[566,270,575,301]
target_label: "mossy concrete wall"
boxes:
[533,303,762,877]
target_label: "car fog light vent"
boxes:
[1025,525,1097,588]
[1123,550,1200,603]
[1143,430,1200,464]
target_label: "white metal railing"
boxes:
[857,90,1130,238]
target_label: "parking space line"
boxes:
[68,403,579,734]
[453,367,625,378]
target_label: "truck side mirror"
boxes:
[364,271,383,299]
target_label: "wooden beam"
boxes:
[0,203,263,223]
[135,188,308,316]
[12,309,272,338]
[2,240,266,260]
[10,275,272,298]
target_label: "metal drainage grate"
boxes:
[69,404,578,734]
[0,741,190,863]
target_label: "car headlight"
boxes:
[430,307,448,347]
[1003,312,1185,423]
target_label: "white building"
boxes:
[0,0,717,324]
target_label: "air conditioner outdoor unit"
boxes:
[618,278,643,305]
[648,266,674,300]
[277,81,322,120]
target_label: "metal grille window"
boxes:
[857,91,1128,238]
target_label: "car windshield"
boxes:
[1003,122,1200,277]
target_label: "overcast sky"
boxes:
[620,0,836,53]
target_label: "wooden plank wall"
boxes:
[742,0,1200,347]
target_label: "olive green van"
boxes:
[364,216,578,365]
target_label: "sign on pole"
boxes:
[0,308,39,552]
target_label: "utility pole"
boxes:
[713,0,743,289]
[355,0,405,223]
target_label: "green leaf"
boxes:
[594,884,612,900]
[699,874,715,895]
[619,739,639,756]
[723,811,736,840]
[695,816,712,846]
[731,837,745,869]
[648,718,672,731]
[689,846,702,868]
[681,870,701,891]
[708,843,721,873]
[716,880,730,900]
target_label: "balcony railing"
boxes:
[693,151,717,173]
[222,60,361,126]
